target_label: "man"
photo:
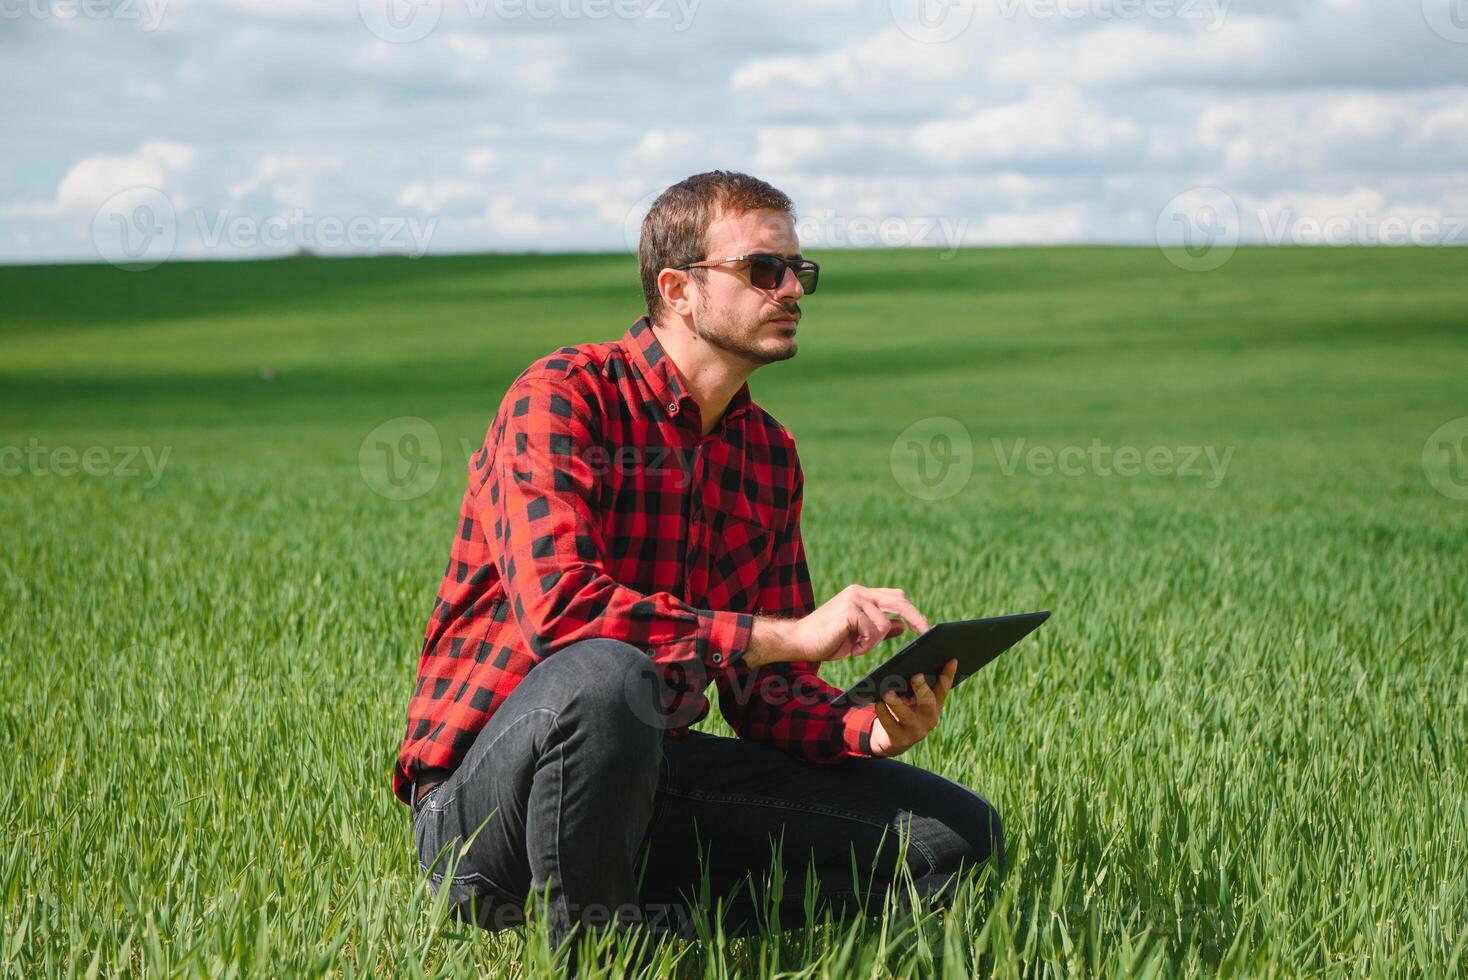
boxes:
[392,171,1003,957]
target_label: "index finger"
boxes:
[868,588,931,634]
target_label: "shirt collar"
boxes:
[624,315,755,426]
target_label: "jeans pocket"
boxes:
[414,802,445,874]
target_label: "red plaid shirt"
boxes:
[393,316,875,804]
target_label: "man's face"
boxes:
[688,207,804,365]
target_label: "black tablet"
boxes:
[830,611,1051,708]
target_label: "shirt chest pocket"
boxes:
[691,504,773,613]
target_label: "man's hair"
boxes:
[638,170,795,321]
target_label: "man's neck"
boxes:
[651,320,751,437]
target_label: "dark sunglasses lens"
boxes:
[795,262,818,294]
[747,255,783,289]
[747,255,818,293]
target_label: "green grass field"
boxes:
[3,246,1465,977]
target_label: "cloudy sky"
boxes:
[4,0,1468,264]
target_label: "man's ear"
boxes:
[657,267,699,319]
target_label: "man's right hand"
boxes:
[744,585,931,669]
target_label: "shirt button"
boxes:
[711,652,724,665]
[668,400,677,412]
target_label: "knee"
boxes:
[952,791,1005,873]
[539,638,664,759]
[927,785,1005,876]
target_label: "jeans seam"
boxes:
[421,706,561,811]
[416,707,562,902]
[660,787,941,875]
[540,708,569,932]
[416,805,523,901]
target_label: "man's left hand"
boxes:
[867,658,958,758]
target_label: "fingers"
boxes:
[881,688,917,728]
[823,585,930,664]
[876,695,907,740]
[852,599,899,656]
[910,671,938,711]
[934,659,958,709]
[865,587,931,634]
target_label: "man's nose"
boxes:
[774,263,804,300]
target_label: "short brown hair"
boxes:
[638,171,795,321]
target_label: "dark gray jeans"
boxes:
[411,638,1003,947]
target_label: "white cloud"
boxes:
[465,147,498,174]
[1191,91,1468,179]
[914,90,1143,167]
[397,179,485,214]
[228,154,344,209]
[967,206,1092,244]
[16,141,197,216]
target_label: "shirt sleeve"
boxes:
[482,365,753,680]
[715,461,877,761]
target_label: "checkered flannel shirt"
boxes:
[393,316,875,803]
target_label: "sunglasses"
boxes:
[675,253,820,294]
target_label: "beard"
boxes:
[690,291,801,365]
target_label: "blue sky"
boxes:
[4,0,1468,263]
